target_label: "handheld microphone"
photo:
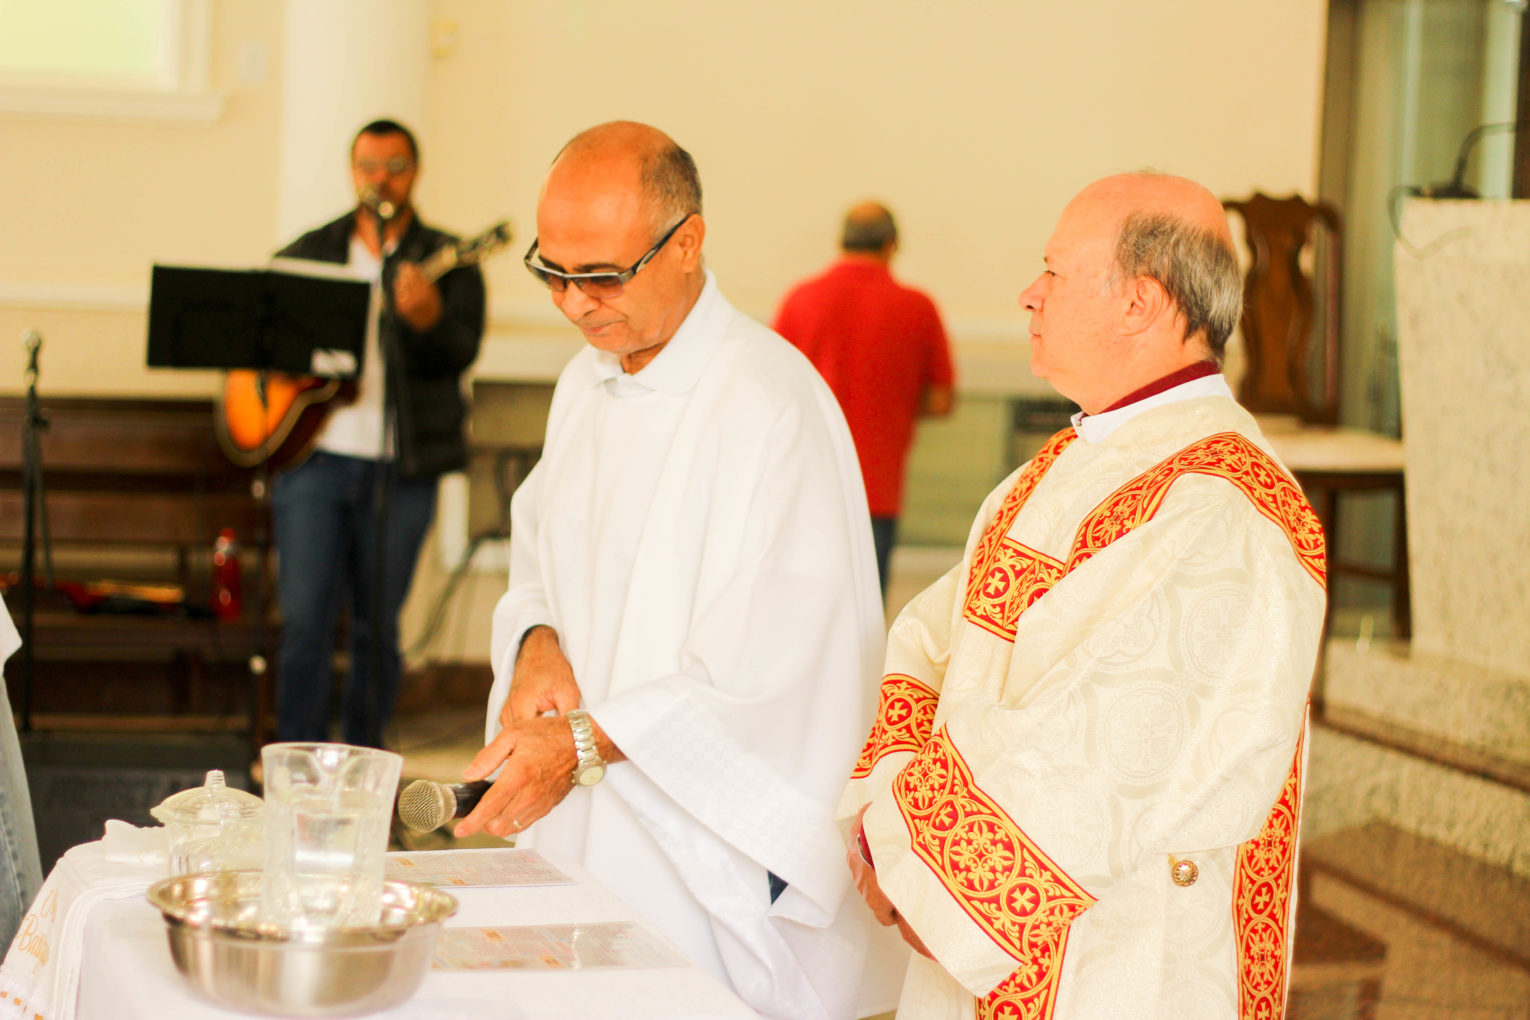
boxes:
[397,778,493,832]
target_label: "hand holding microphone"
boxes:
[444,640,610,841]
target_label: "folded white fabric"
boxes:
[0,829,166,1020]
[101,821,168,867]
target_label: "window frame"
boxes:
[0,0,222,124]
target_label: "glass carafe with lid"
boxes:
[150,769,265,875]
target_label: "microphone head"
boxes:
[359,188,398,222]
[397,778,455,832]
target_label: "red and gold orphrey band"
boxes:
[853,431,1077,782]
[851,674,939,779]
[1234,733,1305,1020]
[963,431,1327,642]
[965,540,1064,643]
[867,427,1326,1019]
[1068,432,1327,585]
[963,430,1077,635]
[893,727,1096,1020]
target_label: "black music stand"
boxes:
[147,260,371,748]
[147,260,371,374]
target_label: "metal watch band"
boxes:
[567,709,604,781]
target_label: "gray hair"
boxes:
[1113,212,1242,357]
[639,141,703,234]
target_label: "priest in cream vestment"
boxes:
[840,174,1326,1020]
[455,123,890,1019]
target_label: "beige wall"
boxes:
[2,0,1327,394]
[0,0,284,397]
[430,0,1328,332]
[0,0,1330,665]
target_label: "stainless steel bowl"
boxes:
[146,871,458,1017]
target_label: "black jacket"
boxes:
[276,211,486,479]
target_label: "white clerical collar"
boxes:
[1071,371,1233,444]
[592,269,724,396]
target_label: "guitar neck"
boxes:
[418,245,457,285]
[407,220,511,285]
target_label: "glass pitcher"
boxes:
[260,742,402,928]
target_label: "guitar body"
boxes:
[216,371,356,470]
[214,219,511,469]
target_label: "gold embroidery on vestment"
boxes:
[895,728,1095,1020]
[961,429,1076,641]
[1234,733,1305,1020]
[1068,432,1326,586]
[893,428,1323,1020]
[851,674,939,779]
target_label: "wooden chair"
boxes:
[1223,193,1409,638]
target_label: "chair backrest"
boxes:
[1223,193,1343,426]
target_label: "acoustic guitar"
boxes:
[0,572,188,615]
[216,220,512,469]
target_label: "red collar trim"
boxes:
[1099,361,1221,414]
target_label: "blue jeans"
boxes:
[272,451,436,747]
[870,516,898,600]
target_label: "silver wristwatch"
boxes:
[567,709,606,787]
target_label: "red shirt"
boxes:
[772,259,954,516]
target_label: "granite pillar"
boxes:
[1307,199,1530,878]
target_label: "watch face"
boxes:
[576,763,606,787]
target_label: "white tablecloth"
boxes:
[10,842,755,1020]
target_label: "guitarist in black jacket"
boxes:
[269,118,486,748]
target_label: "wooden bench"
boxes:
[0,396,275,743]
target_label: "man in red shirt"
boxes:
[773,202,955,596]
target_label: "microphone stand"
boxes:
[18,330,54,734]
[366,201,397,749]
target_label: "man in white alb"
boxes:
[454,121,889,1019]
[841,173,1327,1020]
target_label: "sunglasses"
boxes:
[523,214,691,299]
[353,157,414,176]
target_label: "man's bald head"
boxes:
[1072,173,1232,243]
[1021,173,1243,412]
[533,122,708,374]
[841,201,898,257]
[1074,173,1242,357]
[550,121,702,235]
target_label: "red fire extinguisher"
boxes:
[212,528,242,621]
